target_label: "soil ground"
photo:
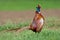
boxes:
[0,9,60,25]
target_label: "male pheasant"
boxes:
[29,4,45,32]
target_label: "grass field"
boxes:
[0,29,60,40]
[0,0,60,40]
[0,17,60,40]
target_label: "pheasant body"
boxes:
[30,5,45,32]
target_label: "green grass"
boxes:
[0,21,30,31]
[0,0,60,11]
[0,17,60,40]
[0,29,60,40]
[45,17,60,28]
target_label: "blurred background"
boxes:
[0,0,60,24]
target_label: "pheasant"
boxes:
[29,4,45,32]
[6,5,45,33]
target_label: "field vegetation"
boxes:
[0,17,60,40]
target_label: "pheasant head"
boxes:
[36,4,41,13]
